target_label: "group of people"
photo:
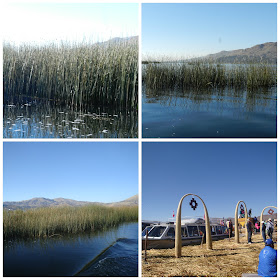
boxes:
[246,218,277,277]
[246,218,274,244]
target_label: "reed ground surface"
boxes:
[142,232,277,277]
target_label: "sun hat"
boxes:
[265,239,274,246]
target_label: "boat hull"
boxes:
[142,234,230,250]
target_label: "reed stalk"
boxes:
[143,59,276,91]
[4,205,138,239]
[4,38,138,111]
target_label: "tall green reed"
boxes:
[4,38,138,111]
[143,59,276,91]
[4,205,138,239]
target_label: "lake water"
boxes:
[142,87,276,138]
[3,100,138,138]
[4,222,138,277]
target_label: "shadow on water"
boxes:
[142,86,276,138]
[4,222,138,277]
[3,97,138,138]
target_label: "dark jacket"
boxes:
[258,246,277,277]
[246,221,252,232]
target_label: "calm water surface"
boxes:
[4,223,138,276]
[142,87,276,138]
[3,100,137,138]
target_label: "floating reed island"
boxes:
[143,59,276,91]
[142,232,277,277]
[3,37,138,111]
[3,204,138,239]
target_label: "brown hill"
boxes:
[204,42,277,63]
[4,195,138,210]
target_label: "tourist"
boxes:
[228,220,233,237]
[253,216,258,224]
[246,218,253,244]
[261,221,266,243]
[257,239,277,277]
[266,218,274,240]
[255,221,260,233]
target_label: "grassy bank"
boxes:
[3,38,138,110]
[142,232,277,277]
[4,205,138,239]
[143,60,276,91]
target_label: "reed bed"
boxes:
[142,233,277,277]
[143,60,276,91]
[3,205,138,239]
[3,38,138,111]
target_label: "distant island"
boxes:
[4,194,138,210]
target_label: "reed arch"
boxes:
[260,206,277,225]
[175,193,212,258]
[234,200,248,243]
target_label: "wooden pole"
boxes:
[144,229,148,261]
[200,233,205,248]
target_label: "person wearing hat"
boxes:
[257,239,277,277]
[246,218,253,244]
[261,221,266,243]
[266,218,274,240]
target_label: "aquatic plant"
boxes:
[3,38,138,111]
[143,59,276,91]
[3,205,138,239]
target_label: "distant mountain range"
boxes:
[4,195,138,210]
[97,36,138,46]
[203,42,277,63]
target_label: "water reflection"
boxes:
[142,87,276,138]
[4,223,138,276]
[3,100,137,138]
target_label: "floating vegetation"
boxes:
[143,59,276,91]
[4,205,138,239]
[3,101,137,138]
[4,38,138,111]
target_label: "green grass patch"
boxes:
[4,205,138,239]
[4,38,138,111]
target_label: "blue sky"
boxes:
[3,3,138,44]
[142,3,277,58]
[142,142,277,221]
[4,142,138,202]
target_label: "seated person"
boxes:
[258,239,277,277]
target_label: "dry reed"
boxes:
[142,232,277,277]
[4,204,138,239]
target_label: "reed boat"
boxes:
[142,218,231,250]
